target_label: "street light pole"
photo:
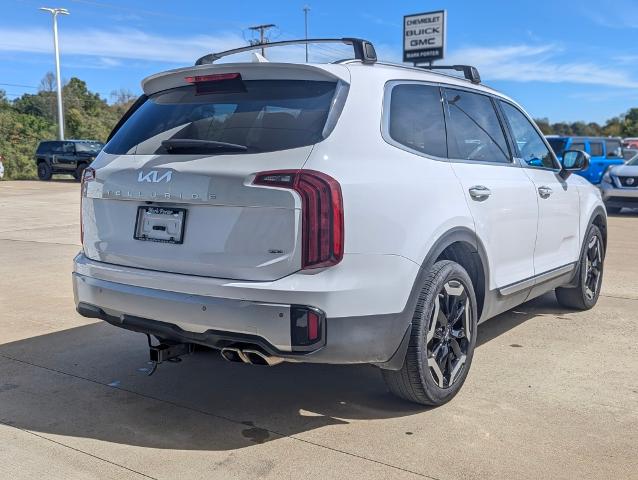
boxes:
[303,5,310,63]
[40,7,69,140]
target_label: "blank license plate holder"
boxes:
[134,206,186,244]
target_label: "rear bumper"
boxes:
[72,252,418,364]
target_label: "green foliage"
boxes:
[535,108,638,138]
[1,74,136,180]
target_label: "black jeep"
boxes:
[35,140,104,181]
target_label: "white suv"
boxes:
[74,38,607,405]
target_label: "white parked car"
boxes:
[600,153,638,212]
[0,154,4,179]
[74,38,607,405]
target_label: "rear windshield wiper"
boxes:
[161,139,248,153]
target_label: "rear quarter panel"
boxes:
[303,68,475,269]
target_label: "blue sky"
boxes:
[1,0,638,123]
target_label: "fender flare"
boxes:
[563,205,607,288]
[587,205,607,247]
[375,226,489,370]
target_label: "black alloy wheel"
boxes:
[425,280,471,388]
[382,260,478,406]
[584,233,603,302]
[556,224,604,310]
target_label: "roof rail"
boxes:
[416,65,481,84]
[195,37,377,66]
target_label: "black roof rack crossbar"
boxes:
[195,37,377,66]
[416,65,481,84]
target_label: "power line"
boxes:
[248,24,277,57]
[0,83,38,89]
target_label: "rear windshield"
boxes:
[36,141,56,154]
[546,138,567,157]
[104,80,340,155]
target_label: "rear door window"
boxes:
[62,142,76,154]
[386,83,447,158]
[50,142,65,154]
[105,79,341,155]
[589,142,604,157]
[443,88,510,163]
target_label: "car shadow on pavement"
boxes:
[0,292,568,451]
[608,209,638,217]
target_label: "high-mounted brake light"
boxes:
[184,73,241,83]
[254,169,344,269]
[80,167,96,247]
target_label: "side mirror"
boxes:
[559,150,590,180]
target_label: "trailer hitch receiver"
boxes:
[146,335,193,375]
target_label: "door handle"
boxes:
[469,185,491,201]
[538,186,553,198]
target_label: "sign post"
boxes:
[403,10,446,66]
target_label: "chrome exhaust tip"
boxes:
[242,349,284,366]
[220,347,246,363]
[221,346,284,366]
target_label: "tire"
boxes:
[74,163,87,182]
[37,162,52,181]
[555,224,604,310]
[382,260,478,406]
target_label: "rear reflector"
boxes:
[307,310,319,341]
[80,167,96,247]
[290,306,325,349]
[254,169,344,269]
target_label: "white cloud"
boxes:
[0,27,245,64]
[446,45,638,89]
[1,26,637,90]
[375,43,638,89]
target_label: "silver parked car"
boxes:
[600,154,638,212]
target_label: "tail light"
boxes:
[253,169,344,269]
[80,167,96,246]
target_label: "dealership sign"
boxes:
[403,10,446,64]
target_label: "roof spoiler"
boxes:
[195,38,377,66]
[416,65,481,84]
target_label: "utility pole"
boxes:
[249,24,276,57]
[40,7,69,140]
[303,5,310,62]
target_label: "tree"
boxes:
[1,74,132,179]
[623,108,638,137]
[534,117,551,135]
[39,71,56,92]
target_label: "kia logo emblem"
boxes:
[137,170,173,183]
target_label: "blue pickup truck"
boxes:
[546,136,625,184]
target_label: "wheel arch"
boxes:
[589,205,607,251]
[420,227,489,321]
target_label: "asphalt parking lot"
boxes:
[1,180,637,480]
